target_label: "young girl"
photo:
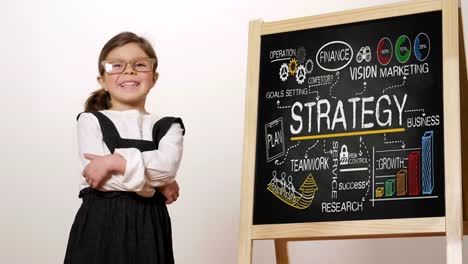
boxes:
[64,32,185,264]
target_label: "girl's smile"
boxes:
[118,79,141,91]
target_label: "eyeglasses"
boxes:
[101,57,156,74]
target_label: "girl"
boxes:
[64,32,185,264]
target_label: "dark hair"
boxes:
[84,32,158,111]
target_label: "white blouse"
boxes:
[76,109,184,197]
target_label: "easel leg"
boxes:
[459,5,468,231]
[238,238,253,264]
[274,239,289,264]
[443,0,464,263]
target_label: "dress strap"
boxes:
[152,117,186,148]
[90,111,122,154]
[77,111,159,153]
[76,112,185,153]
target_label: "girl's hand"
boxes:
[157,180,180,204]
[82,153,126,188]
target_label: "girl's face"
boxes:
[98,43,157,108]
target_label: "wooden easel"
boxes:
[238,0,464,263]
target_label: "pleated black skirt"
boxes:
[64,188,174,264]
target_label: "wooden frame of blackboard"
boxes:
[238,0,464,263]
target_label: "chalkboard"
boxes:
[253,11,445,225]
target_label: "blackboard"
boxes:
[253,11,445,225]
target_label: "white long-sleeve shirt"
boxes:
[76,109,184,197]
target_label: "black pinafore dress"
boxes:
[64,111,185,264]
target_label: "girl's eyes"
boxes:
[134,62,150,68]
[103,58,153,73]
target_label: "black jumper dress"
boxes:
[64,111,185,264]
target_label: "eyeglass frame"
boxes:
[101,57,157,75]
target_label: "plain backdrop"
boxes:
[1,0,467,263]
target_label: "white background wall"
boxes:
[1,0,467,263]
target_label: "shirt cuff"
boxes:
[113,148,146,192]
